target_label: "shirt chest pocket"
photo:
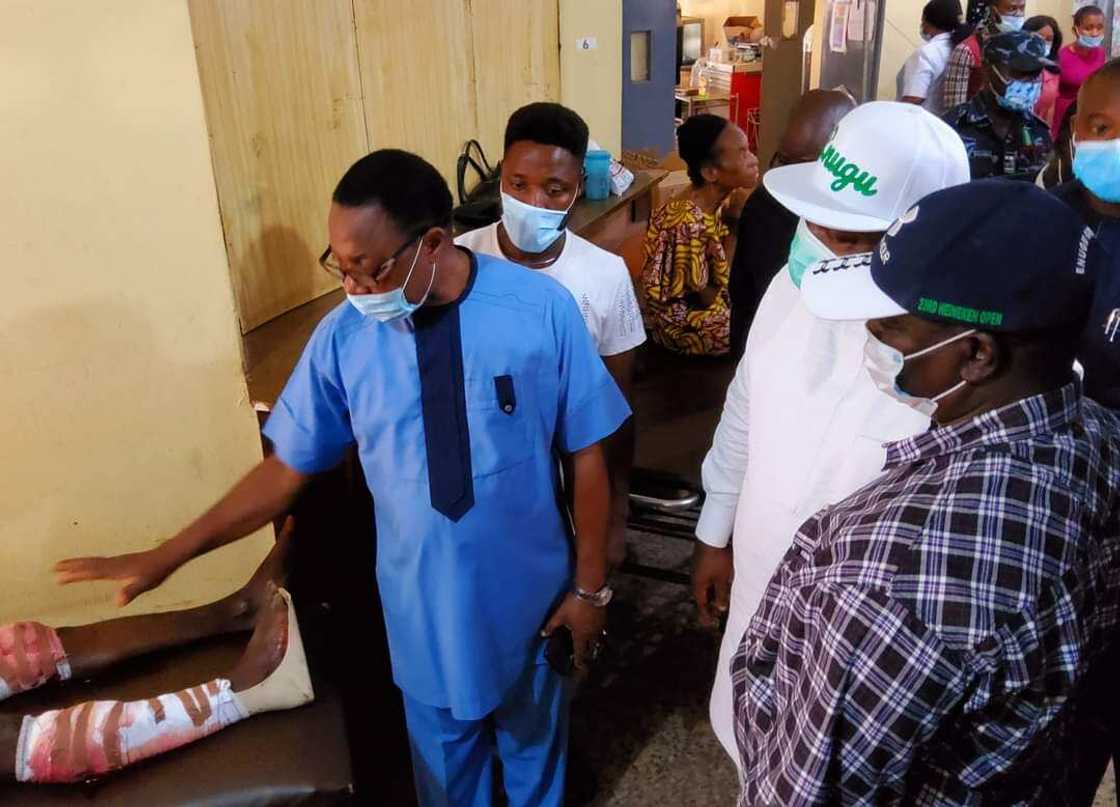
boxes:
[465,374,533,478]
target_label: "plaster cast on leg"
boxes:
[0,623,71,703]
[15,680,247,782]
[13,586,313,784]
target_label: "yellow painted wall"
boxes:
[877,0,1074,101]
[680,0,767,48]
[0,1,271,625]
[561,0,624,157]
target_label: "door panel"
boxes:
[621,0,676,158]
[758,0,816,166]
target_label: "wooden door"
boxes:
[189,0,368,332]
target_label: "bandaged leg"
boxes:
[15,680,246,783]
[13,585,312,784]
[0,623,71,703]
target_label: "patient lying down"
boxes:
[0,522,313,783]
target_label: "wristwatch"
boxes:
[574,583,614,608]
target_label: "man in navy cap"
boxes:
[729,179,1120,805]
[943,30,1054,180]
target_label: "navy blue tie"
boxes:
[412,304,474,521]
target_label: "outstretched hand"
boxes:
[54,547,177,607]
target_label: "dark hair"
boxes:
[950,23,977,47]
[333,149,453,232]
[923,0,963,33]
[1039,99,1077,189]
[677,114,730,186]
[504,102,590,162]
[1024,15,1063,63]
[1086,56,1120,93]
[1074,4,1104,26]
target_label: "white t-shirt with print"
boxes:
[456,222,646,357]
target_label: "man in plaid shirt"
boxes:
[732,180,1120,806]
[943,0,1026,109]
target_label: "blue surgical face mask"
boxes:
[500,190,575,254]
[346,238,435,322]
[864,329,975,418]
[787,218,836,288]
[1073,137,1120,203]
[1079,33,1105,48]
[993,66,1042,114]
[995,13,1025,33]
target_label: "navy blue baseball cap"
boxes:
[984,31,1056,73]
[801,180,1099,332]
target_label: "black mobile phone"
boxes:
[545,626,575,676]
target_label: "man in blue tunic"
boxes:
[55,149,630,806]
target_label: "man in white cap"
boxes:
[691,101,970,765]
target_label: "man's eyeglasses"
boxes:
[318,226,428,286]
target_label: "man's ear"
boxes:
[960,332,1002,384]
[421,226,450,258]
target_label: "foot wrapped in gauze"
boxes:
[232,587,313,717]
[0,622,71,703]
[15,679,246,783]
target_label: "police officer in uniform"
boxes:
[943,30,1054,180]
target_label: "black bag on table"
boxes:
[452,139,501,232]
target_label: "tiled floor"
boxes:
[571,528,739,805]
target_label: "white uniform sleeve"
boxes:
[696,351,751,548]
[900,49,935,100]
[598,259,647,357]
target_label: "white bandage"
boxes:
[15,678,247,783]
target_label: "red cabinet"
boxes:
[706,63,764,152]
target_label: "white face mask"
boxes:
[995,12,1025,33]
[863,328,976,418]
[500,190,576,254]
[346,238,435,322]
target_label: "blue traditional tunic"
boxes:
[263,250,630,719]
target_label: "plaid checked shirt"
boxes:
[732,383,1120,806]
[943,15,1002,109]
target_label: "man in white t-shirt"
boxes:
[457,103,646,566]
[690,102,970,766]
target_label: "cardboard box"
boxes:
[724,16,763,47]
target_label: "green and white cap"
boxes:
[764,101,970,232]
